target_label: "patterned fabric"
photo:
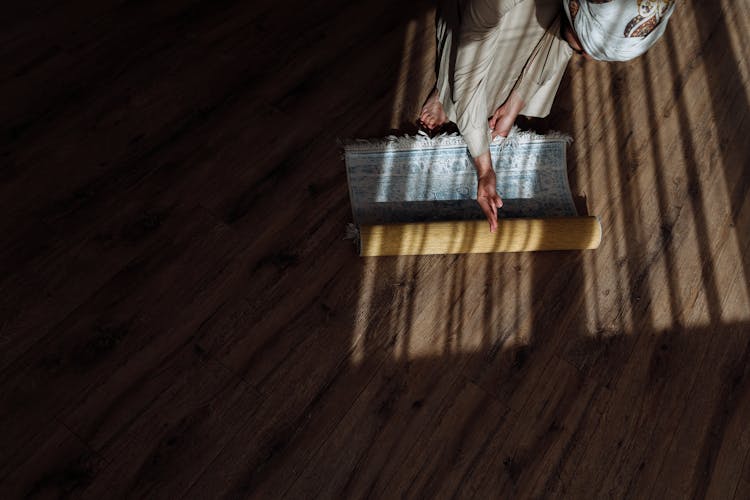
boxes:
[564,0,676,61]
[343,130,577,225]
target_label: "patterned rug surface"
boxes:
[343,129,577,225]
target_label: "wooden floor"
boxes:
[1,0,749,497]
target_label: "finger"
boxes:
[477,197,493,223]
[496,195,503,208]
[478,197,498,233]
[477,196,490,217]
[489,116,496,129]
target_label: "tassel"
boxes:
[344,222,359,240]
[344,223,361,255]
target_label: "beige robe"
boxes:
[435,0,573,158]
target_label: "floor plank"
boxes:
[1,0,749,497]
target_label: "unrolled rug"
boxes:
[341,128,601,256]
[343,128,577,225]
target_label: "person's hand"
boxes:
[476,168,503,233]
[489,107,514,140]
[489,91,525,140]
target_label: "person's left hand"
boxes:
[476,168,503,232]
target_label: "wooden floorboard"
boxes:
[1,0,749,497]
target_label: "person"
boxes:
[419,0,676,232]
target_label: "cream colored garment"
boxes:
[436,0,573,158]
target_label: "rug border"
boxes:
[339,127,572,154]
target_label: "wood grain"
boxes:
[1,0,749,498]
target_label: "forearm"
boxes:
[472,150,493,178]
[472,148,503,233]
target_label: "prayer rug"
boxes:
[343,128,577,226]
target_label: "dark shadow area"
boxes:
[688,0,750,289]
[1,0,749,498]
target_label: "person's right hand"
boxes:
[476,168,503,233]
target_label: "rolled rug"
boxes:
[355,216,602,256]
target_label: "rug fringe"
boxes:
[343,223,361,255]
[344,222,359,240]
[339,126,571,154]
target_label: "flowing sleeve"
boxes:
[449,0,524,159]
[513,15,573,117]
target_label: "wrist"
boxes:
[477,166,494,179]
[473,150,493,177]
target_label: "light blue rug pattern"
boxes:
[343,130,577,225]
